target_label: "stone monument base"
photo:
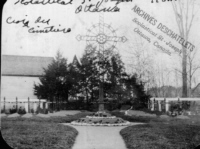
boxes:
[71,111,131,126]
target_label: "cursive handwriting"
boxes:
[151,0,177,3]
[111,0,132,4]
[75,0,120,13]
[15,0,73,5]
[6,16,71,34]
[35,16,50,25]
[81,0,108,4]
[6,16,30,28]
[111,0,132,1]
[28,25,71,33]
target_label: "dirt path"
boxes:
[63,123,143,149]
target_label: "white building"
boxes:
[1,55,53,100]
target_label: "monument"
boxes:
[76,10,127,112]
[71,3,130,126]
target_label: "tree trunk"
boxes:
[182,47,188,97]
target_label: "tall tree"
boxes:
[104,52,126,102]
[34,51,70,107]
[125,29,155,93]
[124,74,150,109]
[79,46,99,105]
[172,0,200,97]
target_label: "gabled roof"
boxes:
[1,55,54,77]
[72,55,81,66]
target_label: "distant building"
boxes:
[1,55,53,99]
[72,55,81,67]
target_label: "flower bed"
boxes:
[71,121,131,126]
[71,111,131,126]
[86,116,116,119]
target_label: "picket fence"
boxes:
[0,97,49,113]
[149,98,200,112]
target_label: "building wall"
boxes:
[1,76,41,100]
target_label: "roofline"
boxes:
[73,54,82,65]
[1,74,44,77]
[2,55,54,59]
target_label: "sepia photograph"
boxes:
[1,0,200,148]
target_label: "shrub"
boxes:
[169,102,182,116]
[30,109,34,113]
[44,109,48,114]
[10,108,17,114]
[1,109,5,113]
[18,108,26,115]
[36,108,48,114]
[120,105,131,110]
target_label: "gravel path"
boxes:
[63,123,143,149]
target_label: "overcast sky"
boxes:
[2,0,200,86]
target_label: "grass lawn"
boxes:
[1,112,92,149]
[2,111,200,149]
[119,115,200,149]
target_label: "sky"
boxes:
[2,0,200,87]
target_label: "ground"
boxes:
[63,124,128,149]
[1,110,200,149]
[1,120,78,149]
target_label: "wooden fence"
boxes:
[0,97,47,113]
[0,97,72,113]
[149,98,200,113]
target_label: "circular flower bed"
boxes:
[86,111,116,119]
[71,111,131,126]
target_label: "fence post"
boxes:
[164,98,166,112]
[40,100,43,111]
[158,100,161,112]
[178,97,182,109]
[152,98,155,111]
[165,98,169,112]
[28,97,30,113]
[45,101,48,110]
[16,97,18,111]
[4,97,6,112]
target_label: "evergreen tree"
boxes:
[34,47,151,111]
[104,52,126,102]
[79,46,99,106]
[34,51,71,109]
[124,75,150,109]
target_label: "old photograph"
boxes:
[1,0,200,148]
